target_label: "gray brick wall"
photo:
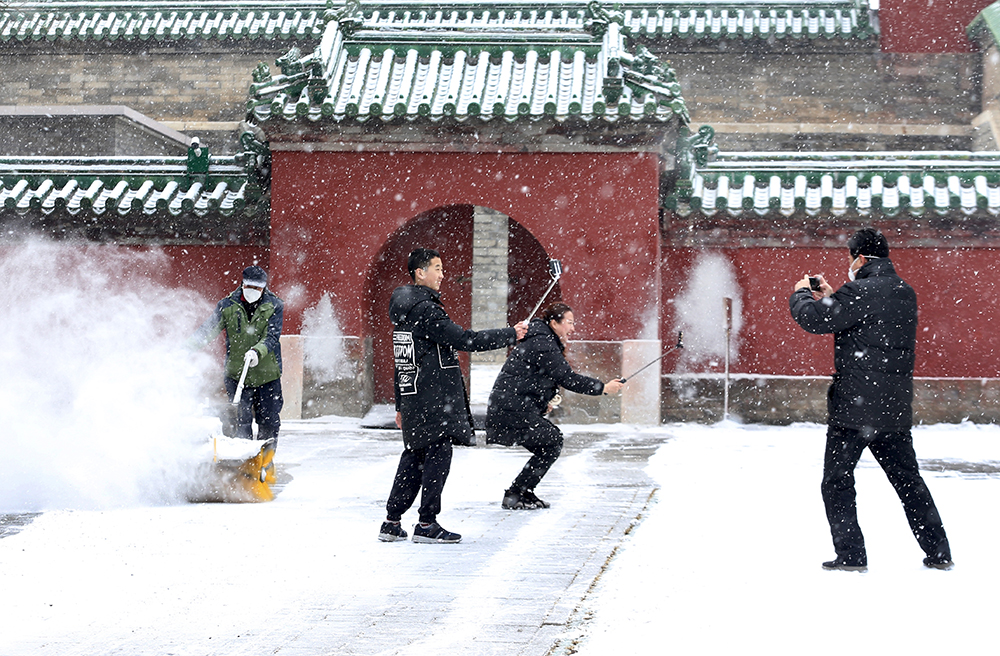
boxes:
[665,50,980,150]
[471,206,510,364]
[1,42,982,153]
[0,49,287,123]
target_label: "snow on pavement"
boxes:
[1,418,998,656]
[571,421,1000,656]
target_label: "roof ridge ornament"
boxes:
[325,0,363,36]
[239,122,271,190]
[585,0,625,37]
[187,138,210,176]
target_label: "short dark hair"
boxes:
[541,302,572,324]
[407,248,440,280]
[848,227,889,259]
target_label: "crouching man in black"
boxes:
[378,248,527,544]
[486,303,623,510]
[790,227,952,571]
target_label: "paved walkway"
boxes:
[0,417,665,656]
[272,420,663,656]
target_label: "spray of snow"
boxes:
[0,238,218,512]
[673,252,743,369]
[300,292,349,383]
[638,298,659,341]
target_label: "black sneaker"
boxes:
[521,489,550,509]
[412,522,461,544]
[822,557,867,572]
[923,554,954,570]
[502,488,532,509]
[378,521,408,542]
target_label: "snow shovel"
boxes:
[187,437,277,503]
[524,259,563,323]
[222,355,253,438]
[232,354,252,406]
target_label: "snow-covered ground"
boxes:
[572,420,1000,656]
[1,417,997,655]
[3,241,997,654]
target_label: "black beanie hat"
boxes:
[242,265,268,287]
[848,228,889,259]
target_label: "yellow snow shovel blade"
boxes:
[187,439,277,503]
[236,439,276,502]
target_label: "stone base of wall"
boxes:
[663,375,1000,425]
[299,337,373,419]
[287,342,999,425]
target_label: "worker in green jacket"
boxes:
[192,265,284,446]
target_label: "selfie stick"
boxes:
[524,259,563,323]
[620,331,684,383]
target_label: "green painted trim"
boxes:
[967,1,1000,48]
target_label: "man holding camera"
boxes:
[789,227,952,572]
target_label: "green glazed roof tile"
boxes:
[247,7,689,123]
[667,149,1000,217]
[0,153,267,221]
[0,1,878,43]
[0,2,326,42]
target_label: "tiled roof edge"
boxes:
[0,137,271,224]
[1,1,879,43]
[0,3,326,43]
[246,11,690,124]
[667,131,1000,217]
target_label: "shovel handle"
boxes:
[232,355,252,406]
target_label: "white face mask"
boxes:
[848,255,878,282]
[242,286,263,303]
[847,257,860,282]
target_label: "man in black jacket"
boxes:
[378,248,527,544]
[790,228,952,571]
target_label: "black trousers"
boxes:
[385,439,453,525]
[822,424,950,562]
[487,412,564,494]
[224,377,283,446]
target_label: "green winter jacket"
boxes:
[192,288,284,387]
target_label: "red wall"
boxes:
[269,150,662,342]
[880,0,995,52]
[157,245,269,303]
[0,241,266,305]
[661,247,998,378]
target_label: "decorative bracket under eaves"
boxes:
[673,125,718,198]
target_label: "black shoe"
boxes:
[520,489,550,509]
[412,522,461,544]
[502,488,537,510]
[378,521,408,542]
[822,557,867,572]
[923,554,954,570]
[451,433,476,447]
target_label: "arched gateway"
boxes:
[250,2,686,421]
